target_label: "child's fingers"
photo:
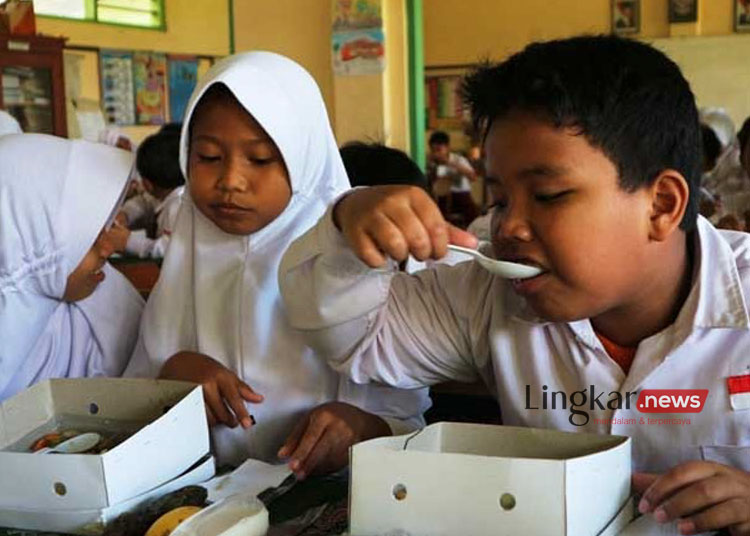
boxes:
[238,382,264,403]
[410,198,449,259]
[639,461,719,513]
[286,417,328,479]
[346,227,388,267]
[384,204,434,261]
[632,472,660,495]
[448,223,479,249]
[202,384,237,428]
[654,474,741,522]
[366,212,410,262]
[295,431,334,480]
[278,416,308,461]
[679,497,750,535]
[219,379,253,429]
[205,405,217,427]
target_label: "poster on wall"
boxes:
[100,50,135,125]
[332,28,385,76]
[133,51,167,125]
[168,56,198,123]
[425,75,464,130]
[332,0,382,32]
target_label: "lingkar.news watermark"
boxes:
[524,385,708,426]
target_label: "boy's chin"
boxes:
[525,299,590,324]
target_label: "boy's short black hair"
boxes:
[701,124,722,170]
[136,130,185,190]
[428,130,450,146]
[462,35,701,231]
[340,142,429,191]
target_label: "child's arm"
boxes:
[158,352,264,428]
[280,186,488,389]
[634,462,750,534]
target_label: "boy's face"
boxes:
[485,112,654,322]
[188,93,291,236]
[429,142,449,163]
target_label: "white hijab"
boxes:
[0,134,144,401]
[126,52,428,465]
[0,111,21,136]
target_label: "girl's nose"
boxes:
[217,156,248,192]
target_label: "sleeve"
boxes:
[279,204,488,391]
[124,230,171,259]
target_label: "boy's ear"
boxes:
[648,169,690,241]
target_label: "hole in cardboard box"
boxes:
[499,493,516,511]
[53,482,67,496]
[89,403,99,414]
[392,483,407,501]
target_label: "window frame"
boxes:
[36,0,166,31]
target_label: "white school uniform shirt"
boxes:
[124,51,429,467]
[280,212,750,474]
[0,134,144,402]
[124,186,184,258]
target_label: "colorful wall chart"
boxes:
[133,51,167,125]
[100,50,135,125]
[168,56,198,123]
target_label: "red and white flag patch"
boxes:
[727,374,750,411]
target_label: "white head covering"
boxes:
[97,126,135,150]
[0,134,144,401]
[126,52,427,465]
[700,107,735,150]
[0,110,21,136]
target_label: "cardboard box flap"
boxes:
[349,422,631,536]
[0,379,209,511]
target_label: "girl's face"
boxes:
[188,90,291,236]
[62,229,115,302]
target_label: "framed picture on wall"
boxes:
[611,0,640,35]
[736,0,750,31]
[669,0,698,23]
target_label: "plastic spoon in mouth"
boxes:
[447,245,543,279]
[35,432,101,455]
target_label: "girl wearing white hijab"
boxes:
[124,52,429,476]
[0,110,22,136]
[0,134,144,402]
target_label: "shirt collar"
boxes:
[154,185,184,214]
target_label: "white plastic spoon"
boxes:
[447,245,544,279]
[35,432,101,455]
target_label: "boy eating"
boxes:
[280,36,750,534]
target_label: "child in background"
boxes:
[110,129,185,258]
[124,52,429,478]
[280,36,750,534]
[427,130,479,226]
[0,134,143,402]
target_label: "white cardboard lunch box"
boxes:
[0,455,215,534]
[349,422,632,536]
[0,378,210,511]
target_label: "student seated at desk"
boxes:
[110,129,185,258]
[124,52,428,478]
[280,36,750,535]
[0,134,143,402]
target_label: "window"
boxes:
[34,0,165,29]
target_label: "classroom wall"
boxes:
[36,0,229,142]
[232,0,336,126]
[423,0,750,133]
[233,0,411,152]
